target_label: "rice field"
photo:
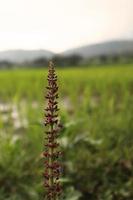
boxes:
[0,64,133,200]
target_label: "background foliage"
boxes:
[0,64,133,199]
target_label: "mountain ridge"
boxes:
[0,40,132,63]
[0,49,54,63]
[61,40,133,58]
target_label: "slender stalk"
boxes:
[44,61,62,200]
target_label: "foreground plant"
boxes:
[43,61,62,200]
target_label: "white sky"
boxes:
[0,0,132,52]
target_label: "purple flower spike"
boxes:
[44,61,62,200]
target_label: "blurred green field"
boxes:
[0,64,133,200]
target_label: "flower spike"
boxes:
[44,61,62,200]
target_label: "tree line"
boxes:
[0,53,133,69]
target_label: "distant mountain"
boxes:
[62,40,133,58]
[0,40,133,64]
[0,49,53,63]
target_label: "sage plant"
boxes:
[44,61,62,200]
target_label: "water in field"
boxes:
[0,64,133,199]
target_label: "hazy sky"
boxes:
[0,0,132,52]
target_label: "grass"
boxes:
[0,64,133,199]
